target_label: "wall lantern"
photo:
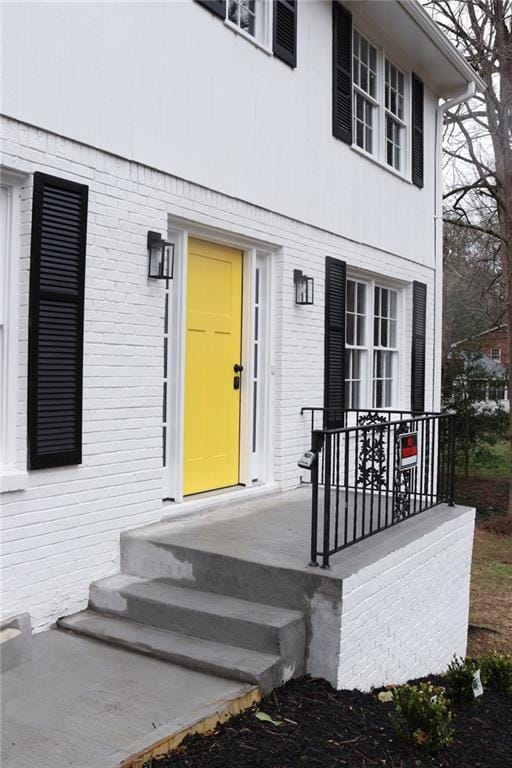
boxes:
[147,231,174,280]
[294,269,314,305]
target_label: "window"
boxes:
[490,347,501,362]
[353,31,378,155]
[345,279,367,408]
[373,287,398,407]
[196,0,297,67]
[385,59,406,171]
[488,381,506,401]
[1,173,26,490]
[228,0,256,36]
[352,29,409,174]
[225,0,271,47]
[345,279,399,409]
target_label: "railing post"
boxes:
[448,415,456,507]
[309,430,323,567]
[322,433,332,568]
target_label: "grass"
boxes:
[467,526,512,657]
[467,440,511,479]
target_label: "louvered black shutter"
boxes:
[28,173,88,470]
[324,257,346,429]
[273,0,297,68]
[412,74,424,188]
[332,2,352,144]
[195,0,226,19]
[411,281,427,414]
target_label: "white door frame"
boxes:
[163,217,275,502]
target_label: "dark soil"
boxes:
[455,474,509,516]
[479,516,512,537]
[146,676,512,768]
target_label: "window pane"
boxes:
[374,316,379,346]
[390,290,397,318]
[347,280,355,312]
[352,381,360,409]
[346,313,355,345]
[381,289,388,316]
[357,282,366,314]
[384,379,392,407]
[361,66,368,92]
[361,37,368,63]
[357,315,365,346]
[228,0,238,23]
[381,318,388,347]
[365,126,372,153]
[375,379,383,408]
[389,319,397,347]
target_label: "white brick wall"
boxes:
[337,507,475,690]
[1,115,438,631]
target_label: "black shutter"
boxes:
[195,0,226,19]
[332,2,352,144]
[411,281,427,414]
[324,257,347,429]
[28,173,88,470]
[412,74,424,188]
[273,0,297,68]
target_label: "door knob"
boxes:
[233,364,244,373]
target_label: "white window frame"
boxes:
[352,27,411,181]
[345,276,402,410]
[224,0,272,51]
[490,347,501,363]
[0,170,28,493]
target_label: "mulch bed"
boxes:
[147,676,511,768]
[478,516,512,537]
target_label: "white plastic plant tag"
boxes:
[472,669,484,698]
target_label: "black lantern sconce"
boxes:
[147,231,174,280]
[294,269,314,305]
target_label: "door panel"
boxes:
[184,238,243,495]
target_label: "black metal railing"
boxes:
[301,408,456,567]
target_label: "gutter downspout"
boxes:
[433,80,476,411]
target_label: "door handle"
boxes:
[233,364,244,373]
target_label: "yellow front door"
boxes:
[183,238,243,496]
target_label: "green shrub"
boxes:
[391,682,454,754]
[480,651,512,693]
[446,655,481,703]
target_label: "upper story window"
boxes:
[385,60,406,171]
[196,0,297,67]
[228,0,257,38]
[353,31,378,154]
[333,6,424,187]
[490,347,501,362]
[351,29,409,175]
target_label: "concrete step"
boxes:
[120,529,328,611]
[89,574,305,672]
[58,611,285,693]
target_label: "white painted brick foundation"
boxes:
[1,115,439,633]
[336,506,475,690]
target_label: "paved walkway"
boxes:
[1,628,254,768]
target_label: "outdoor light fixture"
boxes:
[294,269,314,305]
[147,231,174,280]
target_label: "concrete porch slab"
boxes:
[126,486,472,581]
[0,628,257,768]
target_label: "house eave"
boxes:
[344,0,486,98]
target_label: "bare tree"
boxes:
[426,0,512,513]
